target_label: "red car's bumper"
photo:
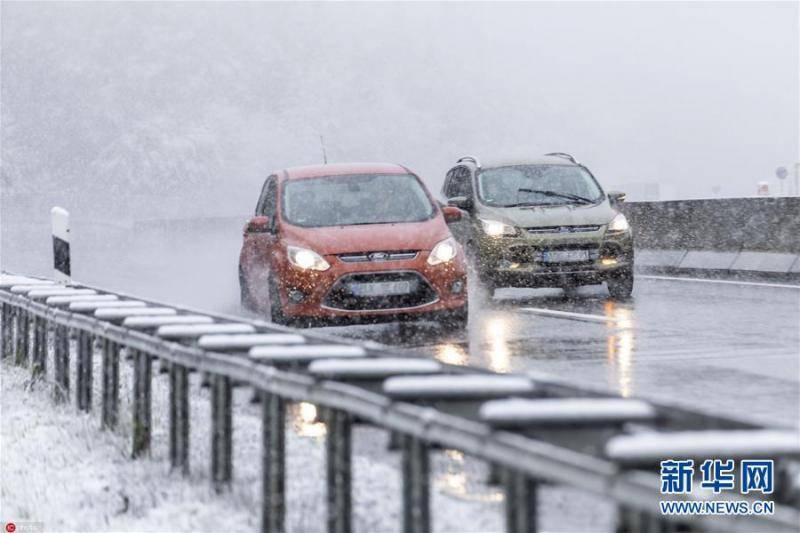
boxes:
[259,250,467,320]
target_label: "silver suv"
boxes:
[442,153,634,298]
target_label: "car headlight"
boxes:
[287,245,330,271]
[608,213,630,232]
[427,237,458,265]
[478,218,517,237]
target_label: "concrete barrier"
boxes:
[623,198,800,279]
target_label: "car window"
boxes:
[283,173,435,228]
[477,165,603,207]
[256,176,278,216]
[444,166,472,198]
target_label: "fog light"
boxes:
[499,259,512,269]
[288,289,306,303]
[600,257,618,266]
[451,280,464,294]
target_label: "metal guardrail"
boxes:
[1,273,798,533]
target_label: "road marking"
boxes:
[519,307,611,322]
[641,275,800,290]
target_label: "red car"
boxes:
[239,163,468,329]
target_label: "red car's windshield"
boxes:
[282,173,435,227]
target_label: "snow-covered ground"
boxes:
[1,348,614,532]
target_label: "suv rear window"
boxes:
[283,173,435,227]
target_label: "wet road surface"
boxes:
[315,275,800,429]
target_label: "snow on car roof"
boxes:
[605,430,800,461]
[479,156,579,169]
[308,357,442,378]
[479,398,657,425]
[282,162,409,180]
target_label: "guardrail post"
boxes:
[15,309,29,365]
[53,325,70,402]
[169,363,190,474]
[31,314,47,378]
[132,349,152,457]
[326,408,352,533]
[1,303,13,359]
[101,339,120,429]
[402,435,430,533]
[261,392,286,533]
[211,375,233,490]
[76,330,93,411]
[504,469,537,533]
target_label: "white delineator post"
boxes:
[51,207,70,283]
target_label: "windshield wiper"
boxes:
[517,188,594,205]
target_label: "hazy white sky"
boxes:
[2,1,798,217]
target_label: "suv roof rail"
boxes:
[456,155,481,167]
[544,152,580,165]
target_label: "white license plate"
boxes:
[542,250,589,263]
[348,281,412,296]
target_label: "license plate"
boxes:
[348,281,412,296]
[541,250,589,263]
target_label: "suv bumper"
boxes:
[474,231,633,288]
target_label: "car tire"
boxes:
[607,268,634,300]
[267,275,291,326]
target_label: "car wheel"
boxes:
[267,275,291,326]
[239,266,254,310]
[607,268,634,300]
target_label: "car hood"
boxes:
[477,201,617,228]
[281,217,452,255]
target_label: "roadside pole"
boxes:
[51,207,70,283]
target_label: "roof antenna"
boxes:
[319,134,328,164]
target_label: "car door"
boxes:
[442,165,474,245]
[242,175,280,290]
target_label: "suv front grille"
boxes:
[323,271,437,311]
[338,251,418,263]
[526,225,600,235]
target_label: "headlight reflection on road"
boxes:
[436,449,504,502]
[604,301,636,397]
[436,343,469,366]
[289,401,327,438]
[485,316,512,373]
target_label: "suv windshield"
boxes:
[283,173,435,227]
[477,165,604,207]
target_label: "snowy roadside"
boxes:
[1,355,612,532]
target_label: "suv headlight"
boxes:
[427,237,458,265]
[287,245,330,271]
[607,213,630,232]
[478,218,517,237]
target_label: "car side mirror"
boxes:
[447,196,473,211]
[442,206,463,223]
[244,216,272,234]
[607,191,626,207]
